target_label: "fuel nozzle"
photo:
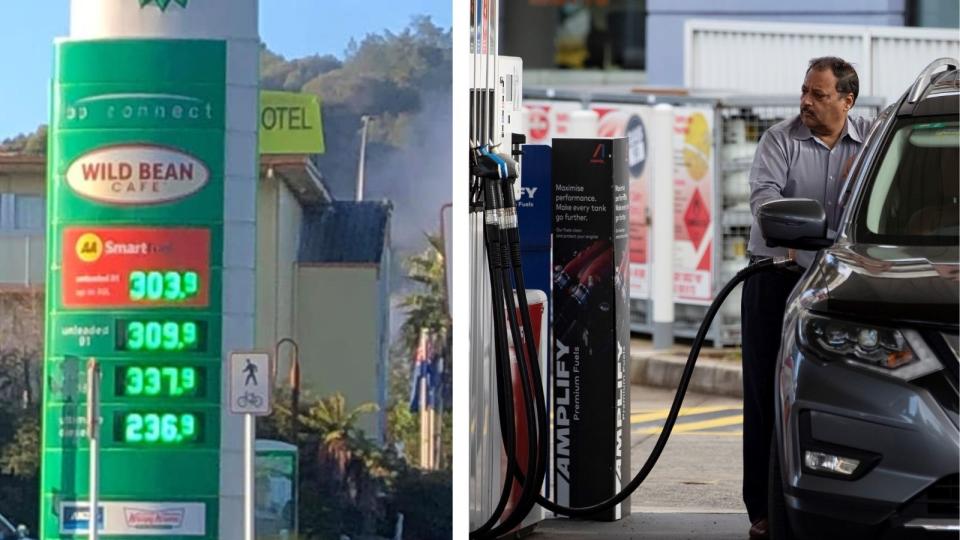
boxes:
[472,144,519,181]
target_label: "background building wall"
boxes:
[0,158,44,288]
[295,264,383,438]
[647,0,906,86]
[255,175,302,366]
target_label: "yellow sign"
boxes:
[75,232,103,263]
[259,91,325,154]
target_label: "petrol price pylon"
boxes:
[41,1,259,538]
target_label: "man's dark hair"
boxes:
[807,56,859,104]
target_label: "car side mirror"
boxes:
[758,198,832,250]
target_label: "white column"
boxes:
[68,2,260,537]
[568,109,599,138]
[651,104,675,349]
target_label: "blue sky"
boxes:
[0,0,451,140]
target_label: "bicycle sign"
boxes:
[229,351,271,415]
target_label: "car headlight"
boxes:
[797,311,942,380]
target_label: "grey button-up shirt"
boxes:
[747,114,872,267]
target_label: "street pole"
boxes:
[86,358,100,540]
[356,115,371,201]
[244,413,255,540]
[275,338,301,442]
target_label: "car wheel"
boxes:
[768,433,795,540]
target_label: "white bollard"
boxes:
[568,108,599,138]
[651,104,675,349]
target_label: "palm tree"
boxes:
[390,232,452,468]
[396,233,450,354]
[301,393,378,485]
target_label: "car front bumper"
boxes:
[776,332,959,537]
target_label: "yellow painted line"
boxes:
[633,414,744,435]
[630,406,740,424]
[640,431,745,437]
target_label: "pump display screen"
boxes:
[116,366,205,398]
[114,412,204,444]
[116,320,207,352]
[62,227,210,308]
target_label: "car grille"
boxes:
[923,474,959,517]
[901,474,960,520]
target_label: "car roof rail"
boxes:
[907,58,958,104]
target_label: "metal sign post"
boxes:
[230,352,272,540]
[86,358,100,540]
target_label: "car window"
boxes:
[857,117,959,245]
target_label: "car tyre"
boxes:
[768,433,795,540]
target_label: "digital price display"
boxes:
[116,320,207,352]
[62,227,210,308]
[117,366,205,398]
[114,412,204,444]
[129,270,200,302]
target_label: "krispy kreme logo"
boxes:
[123,507,185,530]
[66,144,209,205]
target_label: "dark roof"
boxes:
[299,200,392,264]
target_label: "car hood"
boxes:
[804,243,959,328]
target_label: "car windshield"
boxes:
[856,116,959,245]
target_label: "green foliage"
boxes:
[0,125,46,154]
[259,16,451,199]
[396,233,449,355]
[384,467,452,540]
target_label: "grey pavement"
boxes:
[529,513,751,539]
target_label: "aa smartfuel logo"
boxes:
[139,0,188,10]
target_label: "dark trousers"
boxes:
[740,264,800,522]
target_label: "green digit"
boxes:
[162,366,179,396]
[181,367,196,394]
[146,271,164,300]
[161,414,178,442]
[144,367,161,396]
[162,322,179,351]
[182,322,197,349]
[183,271,199,297]
[163,271,181,301]
[144,413,160,442]
[145,322,162,351]
[130,271,146,300]
[125,367,144,396]
[181,414,196,440]
[125,414,144,443]
[127,322,145,351]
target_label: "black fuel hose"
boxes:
[482,181,550,539]
[471,179,525,538]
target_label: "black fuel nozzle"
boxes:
[472,144,519,181]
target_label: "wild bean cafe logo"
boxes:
[139,0,188,10]
[66,144,209,205]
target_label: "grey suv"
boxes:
[760,59,959,539]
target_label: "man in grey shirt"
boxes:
[741,56,872,539]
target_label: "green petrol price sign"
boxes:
[43,40,226,539]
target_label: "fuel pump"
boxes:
[467,5,805,539]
